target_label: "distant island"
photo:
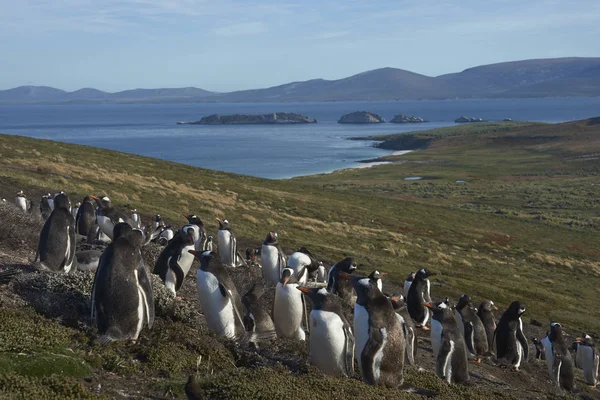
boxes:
[390,114,428,123]
[455,116,486,123]
[338,111,384,124]
[2,57,599,104]
[177,113,316,125]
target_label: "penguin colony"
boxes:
[12,189,600,393]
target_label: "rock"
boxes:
[337,111,385,124]
[178,113,316,125]
[390,114,427,123]
[455,116,486,123]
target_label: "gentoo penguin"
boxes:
[152,214,165,231]
[205,235,214,252]
[93,196,125,241]
[40,194,53,220]
[71,202,81,220]
[368,270,386,292]
[15,190,28,212]
[477,300,498,354]
[75,250,103,272]
[327,257,357,305]
[403,272,415,298]
[190,250,245,340]
[184,214,208,251]
[406,268,436,329]
[91,223,154,344]
[130,209,141,229]
[241,282,276,347]
[388,294,418,366]
[35,193,76,273]
[532,337,546,360]
[273,268,307,340]
[216,218,240,268]
[455,294,489,362]
[76,196,96,236]
[297,287,354,377]
[158,226,174,245]
[347,274,405,387]
[573,334,599,387]
[495,301,528,371]
[153,228,196,296]
[288,247,321,284]
[261,231,286,283]
[426,301,470,384]
[541,322,575,393]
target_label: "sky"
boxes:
[0,0,599,92]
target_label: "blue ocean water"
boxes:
[0,98,599,179]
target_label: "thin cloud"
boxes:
[212,21,267,37]
[310,31,351,40]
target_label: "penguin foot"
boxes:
[130,339,137,345]
[176,296,183,301]
[511,366,519,372]
[473,358,481,364]
[421,326,430,331]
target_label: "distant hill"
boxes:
[1,57,600,104]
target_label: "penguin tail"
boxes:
[95,335,115,346]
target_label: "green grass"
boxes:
[1,117,600,398]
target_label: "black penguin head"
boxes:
[16,190,24,197]
[184,214,204,226]
[506,301,526,319]
[425,300,453,320]
[75,202,81,207]
[101,196,111,206]
[297,287,331,310]
[280,268,299,286]
[336,257,357,273]
[264,231,278,244]
[389,294,406,311]
[53,193,70,210]
[416,268,436,280]
[346,275,380,305]
[207,235,213,242]
[189,250,217,268]
[83,195,93,203]
[368,270,386,287]
[155,214,162,222]
[216,217,230,230]
[405,271,416,282]
[456,294,472,310]
[113,222,133,240]
[480,300,498,312]
[575,334,595,347]
[549,322,564,341]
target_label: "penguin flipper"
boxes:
[170,256,186,292]
[464,322,476,355]
[277,246,286,278]
[436,339,452,382]
[219,283,246,341]
[516,326,529,362]
[230,235,237,266]
[137,258,155,328]
[361,328,386,385]
[343,323,355,376]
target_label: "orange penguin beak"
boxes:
[575,337,584,343]
[493,306,499,311]
[216,217,222,223]
[269,231,275,239]
[283,276,290,286]
[390,297,401,302]
[297,287,311,293]
[188,250,201,257]
[423,302,433,309]
[90,195,99,200]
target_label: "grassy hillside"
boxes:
[0,118,600,398]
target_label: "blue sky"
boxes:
[1,0,598,92]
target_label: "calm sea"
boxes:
[1,98,599,179]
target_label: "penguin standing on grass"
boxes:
[273,268,307,340]
[541,322,575,394]
[190,250,246,340]
[35,193,76,273]
[455,294,489,363]
[388,294,418,366]
[495,301,528,371]
[327,257,357,305]
[347,274,405,388]
[91,223,154,344]
[573,334,599,387]
[15,191,29,212]
[262,231,286,283]
[216,218,240,268]
[297,286,354,377]
[407,269,436,329]
[76,196,96,236]
[241,283,276,347]
[426,300,470,384]
[477,300,498,354]
[153,228,196,297]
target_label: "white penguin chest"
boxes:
[309,310,348,376]
[97,215,115,240]
[274,283,303,336]
[431,318,444,359]
[262,245,281,283]
[541,336,553,376]
[403,281,412,298]
[196,270,236,339]
[354,304,370,373]
[178,244,196,276]
[15,197,27,211]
